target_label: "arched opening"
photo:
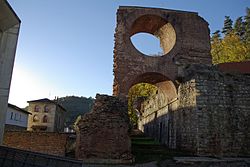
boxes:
[44,105,49,112]
[127,72,177,146]
[43,115,48,123]
[130,33,163,56]
[33,115,39,122]
[130,15,176,56]
[128,83,158,127]
[34,105,40,112]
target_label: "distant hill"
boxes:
[57,96,94,126]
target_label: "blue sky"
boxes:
[7,0,250,107]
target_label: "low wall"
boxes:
[3,131,69,156]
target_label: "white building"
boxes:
[5,104,31,131]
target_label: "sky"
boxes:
[7,0,250,108]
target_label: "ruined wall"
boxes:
[139,79,198,151]
[113,6,249,157]
[138,92,169,143]
[174,79,199,152]
[193,66,250,156]
[76,94,132,164]
[3,131,69,156]
[176,66,250,156]
[113,6,211,97]
[139,65,250,156]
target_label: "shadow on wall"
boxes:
[137,71,250,157]
[139,103,250,157]
[138,105,198,154]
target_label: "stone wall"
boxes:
[138,65,250,156]
[175,79,198,152]
[76,94,132,164]
[138,90,176,148]
[3,131,69,156]
[193,66,250,156]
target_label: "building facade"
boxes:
[5,104,31,131]
[27,98,66,132]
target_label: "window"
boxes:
[43,115,48,123]
[33,115,39,122]
[44,105,49,112]
[19,114,21,121]
[14,113,17,120]
[57,116,61,128]
[34,105,40,112]
[10,112,13,120]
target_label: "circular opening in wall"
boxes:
[130,15,176,56]
[131,33,163,56]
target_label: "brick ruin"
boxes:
[76,94,132,163]
[138,65,250,156]
[113,6,250,156]
[3,131,69,156]
[76,6,250,162]
[113,6,211,97]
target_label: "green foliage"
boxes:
[244,7,250,42]
[212,32,249,64]
[128,83,157,127]
[211,8,250,64]
[73,115,82,131]
[234,16,245,39]
[222,16,233,35]
[57,96,94,126]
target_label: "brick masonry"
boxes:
[3,131,69,156]
[76,94,132,163]
[113,6,211,98]
[113,6,249,157]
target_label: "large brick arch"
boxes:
[126,72,177,102]
[113,6,212,97]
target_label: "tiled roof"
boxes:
[27,98,66,111]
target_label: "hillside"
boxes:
[57,96,94,126]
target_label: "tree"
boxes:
[57,96,94,126]
[128,83,157,127]
[222,16,233,35]
[211,8,250,64]
[244,7,250,42]
[234,16,245,39]
[222,32,248,62]
[211,30,221,42]
[211,32,248,64]
[73,115,82,131]
[211,30,223,64]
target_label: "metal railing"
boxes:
[0,145,83,167]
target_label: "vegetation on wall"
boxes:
[128,83,157,127]
[211,7,250,64]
